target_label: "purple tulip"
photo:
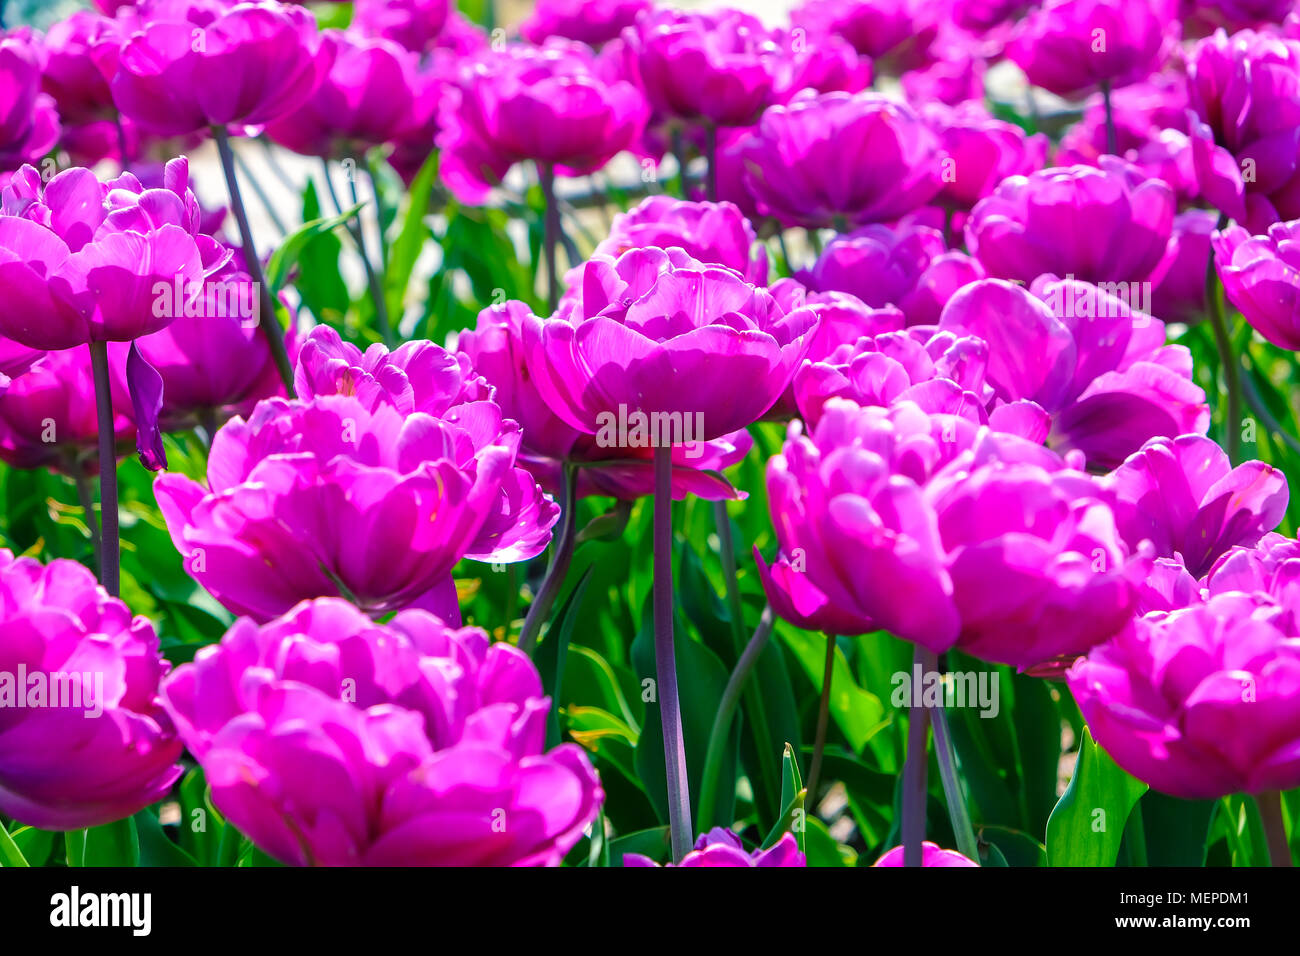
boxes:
[771,27,874,103]
[0,548,182,829]
[265,30,422,159]
[154,371,554,620]
[742,92,946,230]
[901,45,988,108]
[1006,0,1179,98]
[0,345,135,474]
[522,246,816,442]
[790,0,937,70]
[521,0,654,47]
[0,32,61,168]
[619,8,783,128]
[161,597,602,865]
[591,196,768,284]
[1107,435,1288,577]
[965,160,1176,284]
[38,11,122,124]
[293,325,560,564]
[754,546,877,636]
[439,40,648,204]
[1205,532,1300,631]
[1213,219,1300,351]
[1068,593,1300,799]
[0,160,209,349]
[938,278,1209,470]
[768,397,1143,669]
[112,0,329,137]
[1149,209,1216,324]
[1187,29,1300,232]
[624,828,805,867]
[873,841,979,866]
[459,301,754,501]
[352,0,451,54]
[1185,0,1299,35]
[920,100,1049,210]
[797,221,985,326]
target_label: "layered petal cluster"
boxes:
[937,278,1209,469]
[111,0,329,136]
[796,221,984,326]
[0,159,210,348]
[1187,29,1300,232]
[154,384,552,622]
[459,300,754,501]
[1068,593,1300,799]
[438,40,648,203]
[1107,435,1288,577]
[1006,0,1179,98]
[0,549,182,829]
[352,0,451,54]
[791,0,937,68]
[0,32,60,167]
[1213,219,1300,351]
[589,196,768,285]
[624,827,805,867]
[523,247,817,441]
[741,92,946,230]
[161,598,602,865]
[293,326,558,563]
[921,101,1048,211]
[521,0,653,47]
[265,30,423,159]
[766,398,1143,668]
[619,8,783,127]
[965,160,1176,284]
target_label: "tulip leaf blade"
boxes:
[1045,728,1148,866]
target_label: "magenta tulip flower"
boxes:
[438,40,648,204]
[0,549,182,829]
[0,345,134,474]
[741,92,946,229]
[112,0,329,137]
[937,278,1209,469]
[161,598,602,865]
[1068,593,1300,799]
[920,101,1048,210]
[1149,209,1216,324]
[1187,29,1300,232]
[619,8,784,128]
[458,300,754,501]
[0,33,60,168]
[0,160,209,349]
[590,196,768,284]
[1205,533,1300,631]
[1107,435,1288,577]
[1185,0,1298,34]
[352,0,451,54]
[522,0,653,47]
[1213,219,1300,351]
[965,160,1176,284]
[522,247,816,442]
[265,30,422,159]
[873,841,979,866]
[624,828,805,867]
[791,0,937,70]
[1006,0,1179,98]
[797,221,985,326]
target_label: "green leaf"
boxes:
[78,817,141,867]
[536,566,594,750]
[9,825,54,866]
[384,151,439,321]
[135,810,197,867]
[1138,791,1216,866]
[0,823,29,867]
[978,825,1047,867]
[780,623,889,762]
[1045,728,1148,866]
[610,826,671,866]
[804,817,853,867]
[265,202,364,294]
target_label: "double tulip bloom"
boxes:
[156,327,557,622]
[624,828,805,867]
[765,399,1144,670]
[161,598,603,865]
[0,32,60,168]
[439,40,648,204]
[1213,219,1300,352]
[0,549,182,829]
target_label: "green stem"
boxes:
[697,606,774,833]
[932,702,979,864]
[902,646,937,866]
[88,341,119,597]
[1101,79,1117,155]
[805,632,836,811]
[1256,791,1294,867]
[539,162,561,313]
[1207,247,1242,463]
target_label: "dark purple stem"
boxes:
[88,341,119,597]
[903,646,937,866]
[705,123,718,203]
[539,162,561,313]
[654,444,693,861]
